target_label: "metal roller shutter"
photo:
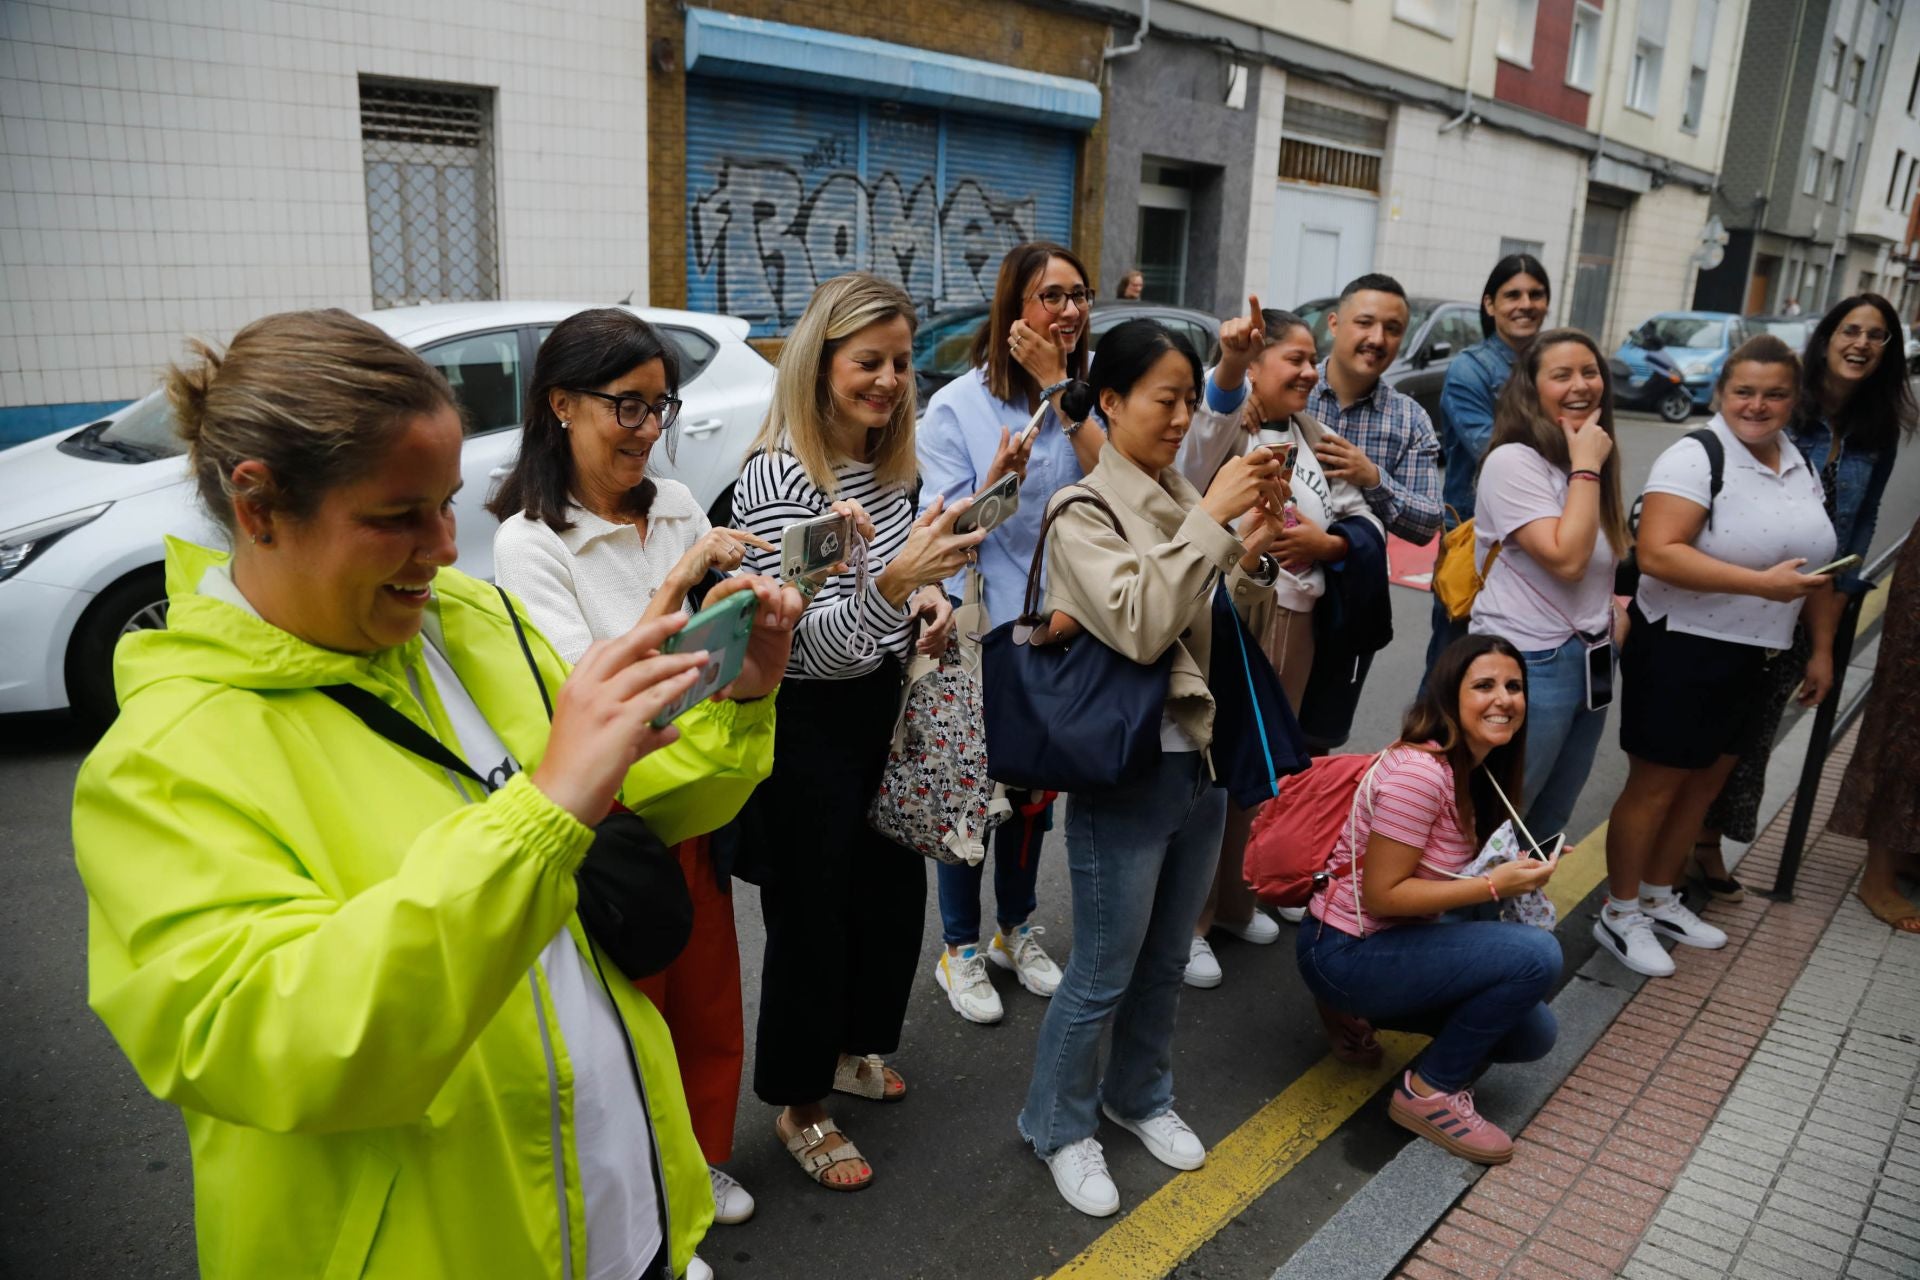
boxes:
[685,77,1076,335]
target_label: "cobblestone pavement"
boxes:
[1395,727,1920,1280]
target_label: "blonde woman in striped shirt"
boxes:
[728,274,985,1192]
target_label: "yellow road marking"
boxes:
[1046,1033,1425,1280]
[1047,824,1617,1278]
[1857,583,1890,639]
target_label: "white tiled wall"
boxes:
[1610,184,1709,349]
[0,0,649,411]
[1374,104,1588,314]
[1241,64,1286,302]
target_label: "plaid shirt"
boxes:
[1306,360,1442,544]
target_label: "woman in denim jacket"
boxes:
[1695,293,1915,896]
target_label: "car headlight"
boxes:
[0,503,112,583]
[1682,360,1714,378]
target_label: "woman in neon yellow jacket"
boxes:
[72,310,800,1280]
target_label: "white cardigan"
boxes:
[491,479,709,663]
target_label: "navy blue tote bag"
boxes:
[1207,584,1311,809]
[980,489,1170,793]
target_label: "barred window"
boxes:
[361,79,499,308]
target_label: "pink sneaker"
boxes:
[1387,1072,1514,1165]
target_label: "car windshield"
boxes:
[915,310,987,379]
[1751,318,1811,349]
[1639,316,1726,349]
[96,392,184,459]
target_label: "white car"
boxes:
[0,301,774,723]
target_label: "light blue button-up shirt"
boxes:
[917,367,1088,628]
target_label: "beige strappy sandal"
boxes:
[832,1053,907,1101]
[776,1115,872,1191]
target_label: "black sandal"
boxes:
[1689,840,1745,902]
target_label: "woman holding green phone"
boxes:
[731,274,986,1192]
[491,307,802,1253]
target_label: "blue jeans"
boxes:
[1422,592,1469,698]
[1517,636,1611,840]
[1018,753,1226,1158]
[1296,918,1560,1092]
[937,793,1050,947]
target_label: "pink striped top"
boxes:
[1308,743,1477,938]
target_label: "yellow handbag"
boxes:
[1431,507,1501,622]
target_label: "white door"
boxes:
[1269,183,1378,311]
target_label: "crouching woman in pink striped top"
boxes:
[1295,634,1563,1165]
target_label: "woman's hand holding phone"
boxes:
[1203,445,1288,529]
[1753,558,1830,602]
[875,496,987,607]
[985,423,1037,487]
[533,614,709,824]
[1488,856,1556,899]
[700,574,804,701]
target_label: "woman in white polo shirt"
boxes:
[1599,336,1841,977]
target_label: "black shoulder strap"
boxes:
[1686,427,1725,529]
[319,683,488,788]
[493,584,554,721]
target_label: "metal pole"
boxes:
[1769,593,1863,900]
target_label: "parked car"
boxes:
[1746,313,1815,353]
[1292,295,1484,430]
[0,301,775,724]
[1615,311,1744,420]
[911,300,1222,406]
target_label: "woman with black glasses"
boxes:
[489,307,773,1251]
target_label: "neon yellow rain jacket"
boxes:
[73,539,774,1279]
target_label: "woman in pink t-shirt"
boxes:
[1296,634,1563,1165]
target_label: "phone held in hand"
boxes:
[780,512,853,584]
[651,589,756,729]
[953,472,1021,537]
[1805,553,1861,578]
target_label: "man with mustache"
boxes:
[1296,273,1442,749]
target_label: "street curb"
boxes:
[1267,664,1878,1280]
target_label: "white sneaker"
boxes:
[989,924,1064,996]
[1044,1137,1121,1217]
[1183,934,1223,988]
[1278,905,1307,923]
[1101,1103,1207,1170]
[1641,894,1728,950]
[1216,910,1281,944]
[708,1165,754,1225]
[688,1256,713,1280]
[1593,908,1676,977]
[935,946,1005,1024]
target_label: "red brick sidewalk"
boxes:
[1394,729,1871,1280]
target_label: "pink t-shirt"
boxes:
[1309,744,1477,938]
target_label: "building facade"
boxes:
[0,0,654,442]
[642,0,1110,339]
[1696,0,1903,317]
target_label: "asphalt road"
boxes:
[4,409,1917,1280]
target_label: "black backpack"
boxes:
[1615,427,1724,597]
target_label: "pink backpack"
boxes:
[1243,753,1381,907]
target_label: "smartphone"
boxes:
[651,589,756,728]
[1014,403,1048,449]
[1585,636,1615,712]
[1254,429,1298,480]
[953,472,1020,537]
[780,512,853,583]
[1529,833,1567,864]
[1806,553,1862,577]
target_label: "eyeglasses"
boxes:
[1028,287,1094,314]
[568,388,682,431]
[1836,324,1891,348]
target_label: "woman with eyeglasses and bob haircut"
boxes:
[1691,294,1916,909]
[916,241,1101,1029]
[1296,634,1561,1167]
[1599,336,1839,979]
[729,273,986,1193]
[489,307,781,1243]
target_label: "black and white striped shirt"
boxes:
[734,449,915,680]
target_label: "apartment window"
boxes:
[1501,236,1546,258]
[1567,3,1603,91]
[1805,148,1824,195]
[1904,159,1917,212]
[1907,60,1919,113]
[1279,98,1388,192]
[1497,0,1540,65]
[360,79,498,308]
[1846,54,1866,103]
[1891,151,1907,207]
[1627,0,1671,115]
[1394,0,1460,35]
[1682,0,1718,133]
[1827,154,1846,203]
[1804,261,1825,304]
[1827,39,1845,90]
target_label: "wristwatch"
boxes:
[1247,554,1280,586]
